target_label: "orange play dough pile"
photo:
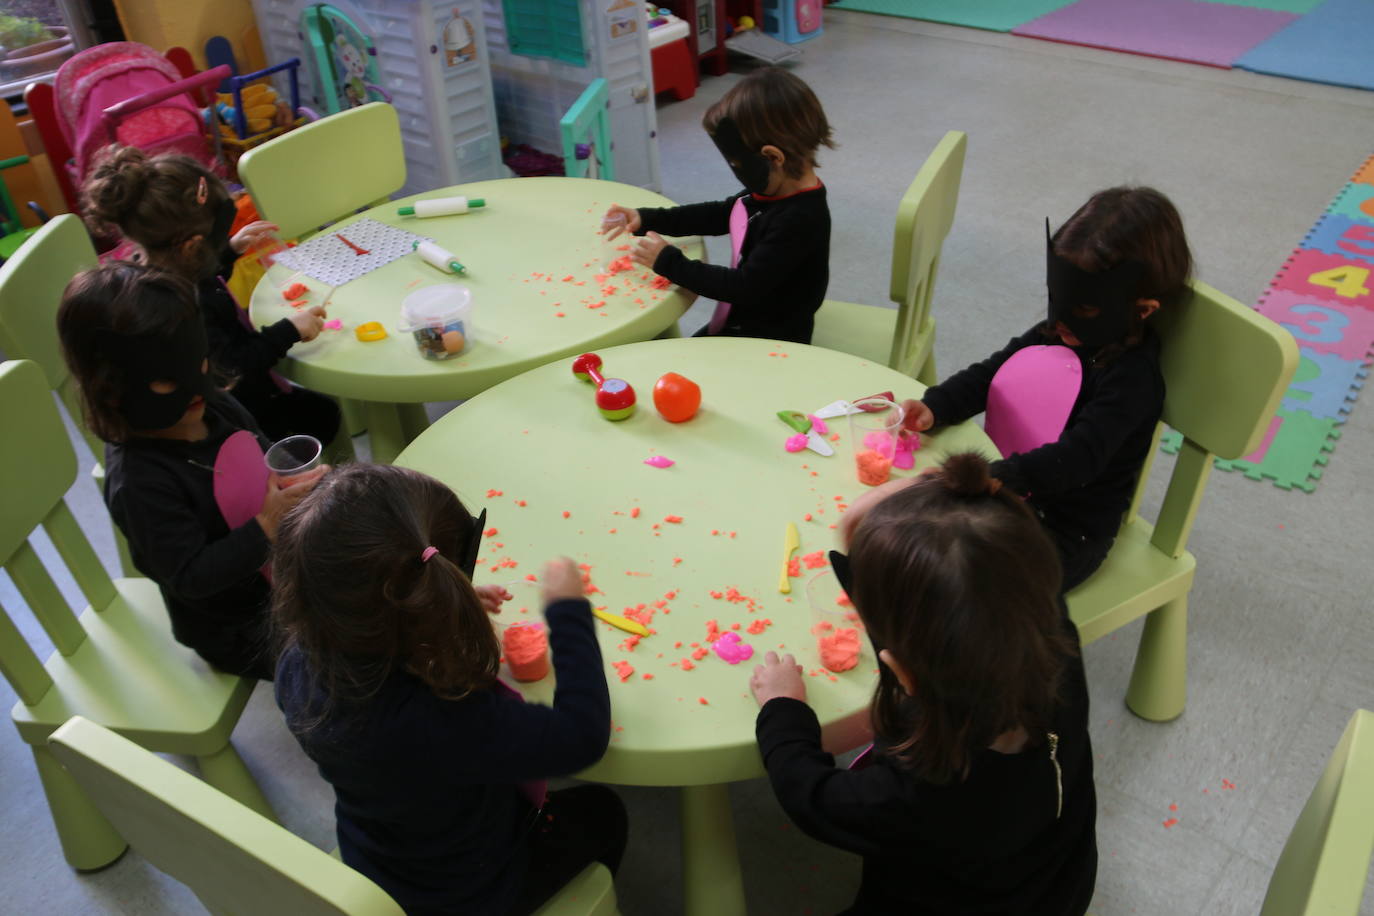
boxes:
[818,627,861,672]
[503,624,549,682]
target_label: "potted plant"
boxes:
[0,14,73,81]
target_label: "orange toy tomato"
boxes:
[653,372,701,422]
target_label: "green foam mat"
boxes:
[828,0,1076,32]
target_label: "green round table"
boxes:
[396,336,997,915]
[248,177,704,462]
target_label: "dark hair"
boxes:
[848,453,1076,785]
[702,67,835,179]
[82,145,230,276]
[271,464,498,727]
[1050,186,1193,356]
[56,262,201,443]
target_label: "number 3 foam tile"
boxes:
[1280,349,1369,421]
[1256,288,1374,361]
[1270,249,1374,307]
[1301,214,1374,266]
[1329,183,1374,223]
[1214,407,1339,493]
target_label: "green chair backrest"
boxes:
[48,715,405,916]
[0,213,102,460]
[1124,280,1299,557]
[560,79,614,181]
[887,130,965,373]
[238,102,406,241]
[0,153,30,236]
[0,360,118,707]
[1260,709,1374,915]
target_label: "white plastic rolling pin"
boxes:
[414,240,466,274]
[398,196,486,218]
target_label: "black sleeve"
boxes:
[200,281,300,381]
[921,327,1044,427]
[108,467,270,601]
[991,352,1164,497]
[756,697,926,857]
[636,197,737,238]
[437,598,612,782]
[649,207,824,308]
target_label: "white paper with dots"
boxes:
[272,218,431,286]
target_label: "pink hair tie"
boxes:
[420,546,439,563]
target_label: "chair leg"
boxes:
[680,784,745,916]
[916,352,938,388]
[196,742,278,823]
[32,743,128,870]
[1125,596,1187,722]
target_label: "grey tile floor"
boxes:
[3,9,1373,914]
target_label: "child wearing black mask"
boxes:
[82,146,341,447]
[57,263,327,678]
[601,67,834,344]
[901,187,1193,590]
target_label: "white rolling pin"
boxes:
[413,240,466,274]
[398,196,486,218]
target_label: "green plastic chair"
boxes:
[1260,709,1374,915]
[811,130,966,386]
[48,715,622,915]
[237,101,407,242]
[1067,281,1299,721]
[0,154,43,261]
[561,79,615,181]
[0,359,274,870]
[238,101,412,449]
[0,213,137,577]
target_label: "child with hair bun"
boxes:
[752,453,1097,915]
[272,463,626,916]
[82,146,341,447]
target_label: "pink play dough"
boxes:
[712,631,755,665]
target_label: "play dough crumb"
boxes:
[563,510,571,518]
[651,276,671,289]
[680,658,695,671]
[664,515,683,523]
[283,282,308,300]
[487,489,503,497]
[484,528,499,537]
[698,697,709,705]
[802,551,827,569]
[612,660,635,682]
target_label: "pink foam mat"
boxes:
[1012,0,1298,69]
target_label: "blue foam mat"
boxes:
[1236,0,1374,90]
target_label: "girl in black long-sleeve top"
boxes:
[602,67,834,344]
[272,464,625,916]
[751,453,1097,915]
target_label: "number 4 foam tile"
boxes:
[1213,407,1340,493]
[1256,288,1374,362]
[1301,214,1374,266]
[1270,249,1374,308]
[1329,182,1374,223]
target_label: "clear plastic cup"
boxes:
[398,284,473,360]
[264,435,322,485]
[600,212,632,272]
[805,569,864,673]
[849,397,904,487]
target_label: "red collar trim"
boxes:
[751,181,824,202]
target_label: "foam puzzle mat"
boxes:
[1161,152,1374,492]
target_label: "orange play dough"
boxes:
[855,449,892,486]
[503,624,549,682]
[818,626,860,672]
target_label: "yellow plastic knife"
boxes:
[779,522,800,593]
[592,607,650,637]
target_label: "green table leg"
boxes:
[680,783,746,916]
[364,401,408,464]
[398,401,431,443]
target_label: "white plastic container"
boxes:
[398,284,474,360]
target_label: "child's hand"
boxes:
[230,220,280,254]
[255,465,328,541]
[901,398,934,432]
[631,231,670,269]
[290,305,327,342]
[751,651,807,707]
[600,205,640,239]
[541,557,584,603]
[474,584,512,615]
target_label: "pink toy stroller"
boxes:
[53,42,230,192]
